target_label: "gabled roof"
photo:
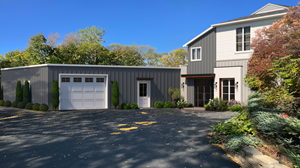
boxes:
[183,3,289,47]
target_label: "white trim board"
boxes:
[58,73,109,110]
[1,64,181,71]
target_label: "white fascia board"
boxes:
[1,64,181,71]
[211,13,286,27]
[251,3,288,15]
[182,27,214,47]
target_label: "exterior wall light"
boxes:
[215,82,217,88]
[236,82,238,88]
[182,82,185,88]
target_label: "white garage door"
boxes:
[60,75,107,110]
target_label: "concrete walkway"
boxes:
[0,107,239,168]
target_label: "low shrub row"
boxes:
[205,98,247,112]
[120,103,139,109]
[154,100,193,109]
[0,100,49,112]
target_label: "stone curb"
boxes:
[224,146,289,168]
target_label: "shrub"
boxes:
[164,101,174,108]
[188,103,193,107]
[15,81,22,104]
[4,100,12,107]
[52,80,59,111]
[23,80,30,105]
[112,80,119,109]
[130,103,138,109]
[276,97,300,118]
[225,135,262,152]
[25,102,33,110]
[176,99,188,107]
[177,105,184,109]
[39,103,48,112]
[154,101,164,108]
[121,103,131,109]
[205,98,228,111]
[32,103,40,111]
[168,87,182,103]
[12,101,17,108]
[0,100,4,106]
[17,102,25,109]
[212,109,256,136]
[227,99,241,107]
[228,104,242,112]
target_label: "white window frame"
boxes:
[236,26,251,52]
[190,47,202,62]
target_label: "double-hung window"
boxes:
[191,47,202,61]
[236,26,250,51]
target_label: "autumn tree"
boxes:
[159,48,188,67]
[245,3,300,91]
[47,32,61,49]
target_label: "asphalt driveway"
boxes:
[0,107,240,168]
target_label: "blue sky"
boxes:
[0,0,297,56]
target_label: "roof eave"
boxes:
[211,12,286,27]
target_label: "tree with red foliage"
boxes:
[245,3,300,90]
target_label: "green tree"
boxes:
[26,33,53,65]
[52,80,59,111]
[23,80,30,105]
[16,81,22,104]
[112,80,119,109]
[159,48,188,67]
[77,26,106,44]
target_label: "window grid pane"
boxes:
[192,49,195,60]
[73,78,82,82]
[197,48,200,59]
[62,77,70,82]
[96,78,104,82]
[85,78,93,82]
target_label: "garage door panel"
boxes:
[73,93,83,99]
[72,86,83,91]
[71,101,83,108]
[61,85,71,91]
[84,86,94,91]
[95,84,105,91]
[84,101,94,108]
[95,92,105,99]
[60,100,70,109]
[61,93,71,100]
[83,93,94,99]
[95,100,105,108]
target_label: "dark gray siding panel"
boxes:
[187,28,216,74]
[48,66,180,110]
[187,78,194,105]
[2,67,48,105]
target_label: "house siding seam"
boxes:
[187,28,216,75]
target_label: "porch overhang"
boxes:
[181,74,215,78]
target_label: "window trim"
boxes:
[235,26,251,52]
[190,46,202,62]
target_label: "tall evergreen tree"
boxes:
[23,80,30,104]
[52,80,59,111]
[112,80,119,109]
[16,81,22,103]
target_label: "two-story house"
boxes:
[180,3,289,107]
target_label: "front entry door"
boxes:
[138,81,150,108]
[194,78,214,107]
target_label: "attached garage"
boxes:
[59,74,108,110]
[1,64,181,110]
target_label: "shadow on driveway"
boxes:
[0,107,239,168]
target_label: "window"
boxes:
[236,26,250,51]
[85,78,93,82]
[191,47,201,61]
[62,77,70,82]
[73,78,82,82]
[96,78,104,82]
[139,83,147,97]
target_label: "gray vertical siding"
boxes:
[216,59,253,104]
[2,67,49,105]
[187,28,216,74]
[186,78,194,105]
[48,66,181,110]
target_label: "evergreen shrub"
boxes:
[164,101,174,108]
[32,103,40,111]
[0,100,4,106]
[12,101,17,108]
[17,102,25,109]
[121,103,131,109]
[154,101,164,108]
[23,80,30,105]
[112,80,119,109]
[16,81,22,104]
[39,103,48,112]
[25,102,33,110]
[130,103,138,109]
[4,100,12,107]
[52,80,59,111]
